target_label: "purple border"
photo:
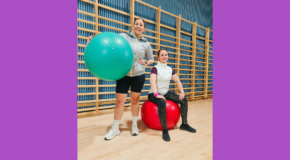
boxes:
[0,0,77,159]
[1,0,290,159]
[214,0,290,159]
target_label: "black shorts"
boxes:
[116,74,145,94]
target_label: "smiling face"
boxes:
[158,50,168,63]
[133,19,145,36]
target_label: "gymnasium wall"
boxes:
[77,0,213,115]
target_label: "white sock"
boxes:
[112,120,120,129]
[132,116,138,125]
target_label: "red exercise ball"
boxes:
[141,100,180,130]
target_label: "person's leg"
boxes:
[163,91,196,133]
[148,93,170,141]
[104,76,130,140]
[130,74,145,136]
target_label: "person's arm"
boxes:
[150,68,166,100]
[86,35,95,46]
[144,43,154,67]
[172,73,185,100]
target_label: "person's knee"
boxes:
[158,99,166,108]
[116,99,125,106]
[131,97,140,105]
[181,97,187,105]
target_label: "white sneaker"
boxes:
[104,126,120,140]
[131,124,139,136]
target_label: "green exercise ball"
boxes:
[84,32,134,81]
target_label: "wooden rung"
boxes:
[195,57,206,60]
[167,51,178,55]
[195,70,205,72]
[142,34,158,40]
[180,38,193,44]
[180,17,194,25]
[196,61,206,64]
[195,83,204,84]
[77,52,84,55]
[77,77,96,80]
[179,73,194,75]
[179,59,192,62]
[180,48,193,53]
[78,92,96,96]
[197,24,206,30]
[148,42,158,46]
[99,85,117,87]
[195,74,205,76]
[209,46,213,48]
[78,107,96,112]
[196,36,205,40]
[77,60,85,64]
[180,30,192,36]
[196,47,206,51]
[195,87,205,89]
[78,85,97,88]
[77,100,96,104]
[135,0,158,9]
[77,10,96,17]
[98,24,127,32]
[179,53,192,57]
[183,87,194,89]
[78,69,89,72]
[145,28,157,33]
[77,36,87,40]
[195,65,206,67]
[77,27,97,33]
[160,24,176,31]
[179,78,193,80]
[160,44,178,50]
[209,50,213,52]
[79,0,94,5]
[160,33,178,39]
[180,43,193,48]
[98,16,131,26]
[160,9,178,18]
[78,18,96,25]
[196,52,206,56]
[196,43,206,47]
[208,63,213,64]
[160,38,177,44]
[98,4,130,17]
[179,68,193,71]
[179,64,193,67]
[77,44,86,48]
[209,40,213,43]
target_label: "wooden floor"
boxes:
[78,99,212,160]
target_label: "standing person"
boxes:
[87,18,154,140]
[148,49,196,141]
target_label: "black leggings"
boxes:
[148,91,188,130]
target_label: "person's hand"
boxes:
[138,58,146,66]
[177,93,185,100]
[156,95,166,101]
